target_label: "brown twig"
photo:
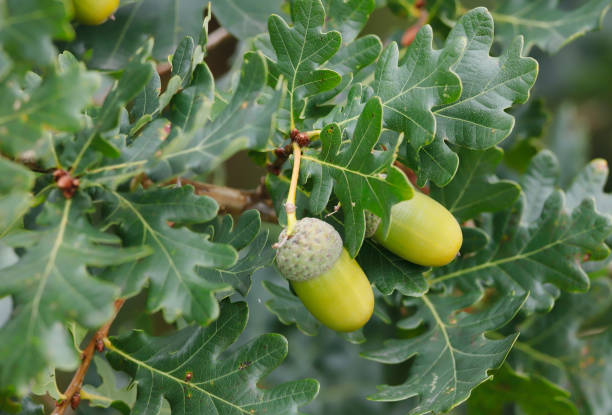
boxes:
[207,27,231,51]
[393,161,430,194]
[166,177,277,222]
[401,9,429,47]
[52,299,125,415]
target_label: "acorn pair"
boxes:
[275,191,463,332]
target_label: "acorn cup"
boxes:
[368,191,463,267]
[275,218,374,332]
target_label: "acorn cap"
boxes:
[275,217,343,281]
[364,211,381,238]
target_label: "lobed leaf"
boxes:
[363,291,527,414]
[301,97,413,256]
[511,279,612,415]
[100,186,237,326]
[106,301,319,415]
[268,0,342,124]
[430,145,521,222]
[417,8,538,186]
[566,158,612,246]
[468,364,578,415]
[151,52,281,180]
[0,158,35,235]
[432,152,612,312]
[262,280,321,336]
[70,0,207,70]
[197,211,275,297]
[372,25,464,184]
[0,193,151,391]
[82,356,136,411]
[357,239,428,297]
[210,0,283,40]
[0,52,99,158]
[492,0,612,54]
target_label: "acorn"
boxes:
[72,0,119,25]
[275,218,374,332]
[367,191,462,267]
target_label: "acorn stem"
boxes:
[286,141,302,235]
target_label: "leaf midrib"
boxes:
[430,224,598,284]
[107,341,252,414]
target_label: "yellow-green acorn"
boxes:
[72,0,119,25]
[368,191,463,267]
[275,218,374,332]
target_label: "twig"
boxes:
[393,161,430,194]
[207,27,231,51]
[166,177,277,222]
[401,9,429,47]
[52,299,125,415]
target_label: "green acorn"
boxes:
[365,191,463,267]
[275,217,374,332]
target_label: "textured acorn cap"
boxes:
[364,211,381,238]
[275,217,343,281]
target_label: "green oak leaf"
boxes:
[106,301,319,415]
[0,52,99,158]
[468,364,578,415]
[82,356,136,412]
[315,82,371,135]
[492,0,612,54]
[460,227,490,255]
[100,186,238,326]
[262,280,321,336]
[130,70,163,121]
[95,60,155,135]
[130,36,198,125]
[324,0,375,44]
[268,0,342,125]
[70,0,207,70]
[197,211,275,297]
[372,25,464,183]
[566,158,612,246]
[519,150,560,224]
[0,158,35,235]
[0,192,151,392]
[210,0,283,40]
[503,98,550,172]
[301,97,413,256]
[62,55,154,173]
[356,239,428,297]
[171,36,196,88]
[305,32,382,118]
[546,103,592,187]
[85,118,171,188]
[152,53,281,180]
[304,0,379,117]
[362,291,527,414]
[0,0,74,67]
[511,279,612,415]
[415,8,538,186]
[430,145,521,222]
[432,152,612,312]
